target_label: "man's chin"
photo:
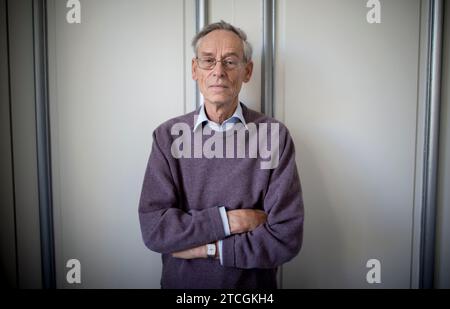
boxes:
[204,97,234,106]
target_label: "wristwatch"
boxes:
[206,243,216,259]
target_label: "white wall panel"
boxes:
[48,0,186,288]
[277,0,422,288]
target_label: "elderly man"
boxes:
[138,21,304,289]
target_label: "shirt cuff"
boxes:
[218,240,224,265]
[218,206,231,236]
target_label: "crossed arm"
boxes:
[139,128,303,269]
[172,209,267,259]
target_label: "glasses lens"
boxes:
[198,58,215,69]
[197,57,242,70]
[223,59,238,70]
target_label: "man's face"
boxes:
[192,30,253,107]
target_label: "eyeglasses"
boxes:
[196,57,245,71]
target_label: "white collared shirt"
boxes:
[193,101,247,133]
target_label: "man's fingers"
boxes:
[172,250,186,258]
[249,209,267,229]
[227,208,268,234]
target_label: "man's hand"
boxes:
[227,209,267,234]
[172,244,208,259]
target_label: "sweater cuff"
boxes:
[206,206,227,240]
[221,236,236,268]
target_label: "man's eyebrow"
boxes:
[222,52,240,58]
[198,52,241,58]
[198,52,214,57]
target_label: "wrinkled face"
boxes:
[192,30,253,107]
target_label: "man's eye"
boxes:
[224,59,239,66]
[203,59,215,64]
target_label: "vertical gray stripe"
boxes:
[195,0,208,109]
[4,0,20,288]
[196,0,208,33]
[261,0,275,117]
[420,0,444,289]
[32,0,55,289]
[262,0,279,287]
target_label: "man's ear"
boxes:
[243,60,253,83]
[192,58,198,81]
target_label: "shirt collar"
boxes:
[193,102,247,132]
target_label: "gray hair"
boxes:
[192,20,253,62]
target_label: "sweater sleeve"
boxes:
[221,128,304,269]
[138,130,227,254]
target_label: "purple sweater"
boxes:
[138,103,304,289]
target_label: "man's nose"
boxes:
[212,60,226,77]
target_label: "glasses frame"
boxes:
[195,56,246,71]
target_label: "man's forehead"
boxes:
[198,30,244,54]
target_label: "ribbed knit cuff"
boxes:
[221,236,236,268]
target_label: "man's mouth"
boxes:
[209,85,228,89]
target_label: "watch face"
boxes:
[207,244,215,257]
